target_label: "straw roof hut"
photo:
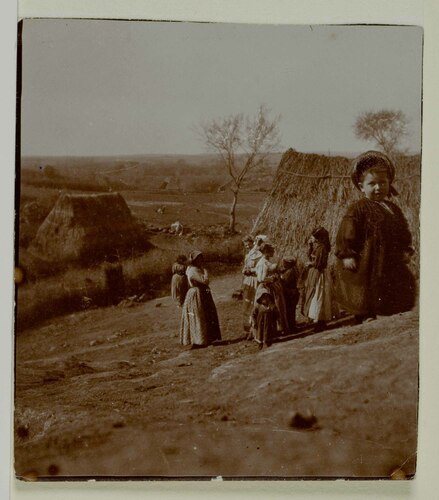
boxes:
[252,149,421,273]
[30,192,150,264]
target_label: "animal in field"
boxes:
[170,221,184,236]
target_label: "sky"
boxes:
[20,20,423,157]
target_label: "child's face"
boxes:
[193,255,203,266]
[359,170,390,201]
[264,250,274,259]
[260,295,272,306]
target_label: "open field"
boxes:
[122,190,266,233]
[20,186,266,226]
[19,153,281,195]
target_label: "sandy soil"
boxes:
[14,272,418,480]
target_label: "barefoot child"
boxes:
[335,151,415,323]
[171,254,189,307]
[251,286,278,349]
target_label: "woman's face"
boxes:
[244,240,253,251]
[359,170,390,201]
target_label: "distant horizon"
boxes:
[20,148,421,161]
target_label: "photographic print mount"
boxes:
[14,19,422,480]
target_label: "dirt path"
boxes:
[15,272,419,479]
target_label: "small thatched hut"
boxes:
[30,192,150,264]
[252,149,421,274]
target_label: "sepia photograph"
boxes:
[14,19,422,479]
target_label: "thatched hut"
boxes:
[29,192,150,264]
[252,149,421,274]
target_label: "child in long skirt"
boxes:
[335,151,415,323]
[251,285,278,349]
[171,255,189,307]
[279,257,300,333]
[302,227,334,332]
[255,242,290,336]
[241,235,265,337]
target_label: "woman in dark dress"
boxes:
[335,151,416,323]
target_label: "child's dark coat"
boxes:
[335,198,415,316]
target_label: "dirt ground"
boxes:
[14,272,418,480]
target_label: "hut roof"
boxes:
[30,192,150,263]
[252,149,421,271]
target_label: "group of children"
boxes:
[241,227,333,349]
[171,150,416,350]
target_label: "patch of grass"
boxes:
[16,234,245,332]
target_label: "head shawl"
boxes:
[282,256,296,268]
[189,250,203,264]
[255,234,269,244]
[351,150,398,196]
[255,285,273,304]
[311,227,331,252]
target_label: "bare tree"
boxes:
[354,109,409,158]
[196,105,281,233]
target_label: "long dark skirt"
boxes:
[171,273,188,307]
[268,281,290,334]
[283,288,299,332]
[336,257,416,317]
[254,308,277,345]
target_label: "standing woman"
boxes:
[180,251,221,348]
[241,235,264,337]
[302,227,333,332]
